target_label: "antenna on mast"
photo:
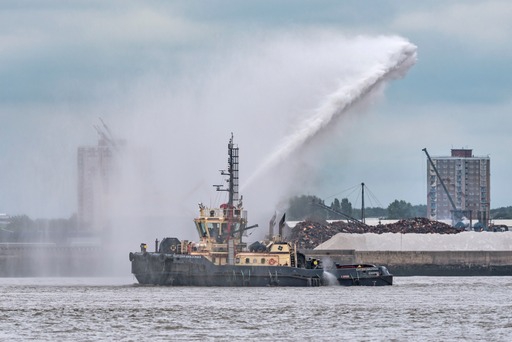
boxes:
[214,133,239,208]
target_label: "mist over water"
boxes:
[2,32,418,276]
[102,34,417,261]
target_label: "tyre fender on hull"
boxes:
[129,252,135,262]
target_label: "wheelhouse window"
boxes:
[208,222,220,239]
[195,221,207,237]
[221,222,241,237]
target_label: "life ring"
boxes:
[170,245,176,252]
[268,258,277,265]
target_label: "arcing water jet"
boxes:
[242,38,417,191]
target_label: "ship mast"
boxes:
[216,133,239,207]
[214,133,240,245]
[226,133,239,207]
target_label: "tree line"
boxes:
[286,195,511,221]
[2,199,512,242]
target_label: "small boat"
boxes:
[129,134,392,286]
[335,264,393,286]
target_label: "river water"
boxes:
[1,276,511,341]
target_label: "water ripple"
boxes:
[1,277,512,341]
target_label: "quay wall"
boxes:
[303,250,512,276]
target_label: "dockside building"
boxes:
[426,149,490,225]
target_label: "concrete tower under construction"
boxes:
[77,121,121,237]
[426,149,490,225]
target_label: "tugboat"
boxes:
[129,134,392,286]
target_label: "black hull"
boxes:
[336,275,393,286]
[130,252,392,287]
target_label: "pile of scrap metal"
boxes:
[289,218,460,249]
[369,217,461,234]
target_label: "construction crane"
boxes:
[93,117,119,151]
[422,148,466,224]
[312,200,368,229]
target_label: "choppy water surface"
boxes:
[1,276,511,341]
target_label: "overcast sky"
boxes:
[1,1,511,222]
